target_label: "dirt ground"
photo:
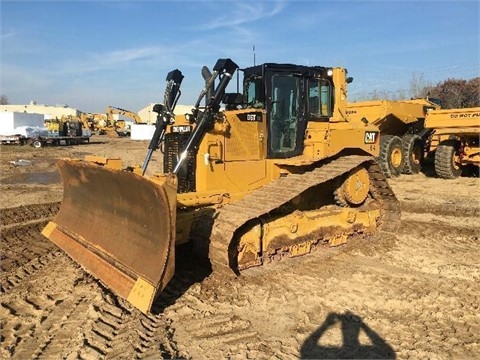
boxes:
[1,135,479,359]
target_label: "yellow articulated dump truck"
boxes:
[346,99,440,177]
[42,58,400,313]
[425,107,480,178]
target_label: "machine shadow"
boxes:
[150,243,213,314]
[300,311,396,359]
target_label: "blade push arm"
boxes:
[142,69,184,175]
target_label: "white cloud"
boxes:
[198,0,287,30]
[1,29,16,40]
[55,46,168,74]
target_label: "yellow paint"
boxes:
[127,277,156,314]
[41,221,57,238]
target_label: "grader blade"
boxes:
[42,159,177,313]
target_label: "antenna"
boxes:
[253,45,256,66]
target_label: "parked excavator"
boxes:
[42,58,400,313]
[105,105,144,136]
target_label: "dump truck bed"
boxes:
[425,107,480,135]
[347,99,438,135]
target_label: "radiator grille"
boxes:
[163,133,196,193]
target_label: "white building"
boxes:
[138,103,193,124]
[0,101,81,119]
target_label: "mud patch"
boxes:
[2,171,60,185]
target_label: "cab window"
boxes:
[245,76,264,109]
[308,79,333,119]
[270,75,300,154]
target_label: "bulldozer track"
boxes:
[209,155,401,276]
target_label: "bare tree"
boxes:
[409,72,432,99]
[426,77,480,108]
[350,75,479,107]
[0,94,9,105]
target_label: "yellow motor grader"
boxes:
[42,59,400,313]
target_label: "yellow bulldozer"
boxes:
[42,58,400,313]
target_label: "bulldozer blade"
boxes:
[42,159,177,313]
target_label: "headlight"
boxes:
[185,114,195,124]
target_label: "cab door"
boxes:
[266,72,306,158]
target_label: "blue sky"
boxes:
[1,0,479,113]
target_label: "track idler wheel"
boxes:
[334,166,370,207]
[232,220,263,271]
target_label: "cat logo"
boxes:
[364,131,379,144]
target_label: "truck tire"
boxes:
[378,135,404,177]
[434,140,462,179]
[402,134,423,174]
[33,139,43,148]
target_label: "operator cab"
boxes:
[229,63,336,159]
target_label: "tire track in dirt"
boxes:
[349,216,479,281]
[1,203,62,294]
[1,222,58,276]
[154,246,268,359]
[1,251,179,359]
[0,255,101,359]
[1,250,62,294]
[162,281,262,359]
[331,213,480,358]
[1,202,61,280]
[1,202,60,228]
[401,201,479,217]
[82,292,178,359]
[1,202,180,359]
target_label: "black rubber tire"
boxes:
[378,135,404,178]
[402,134,423,174]
[32,139,43,148]
[434,140,462,179]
